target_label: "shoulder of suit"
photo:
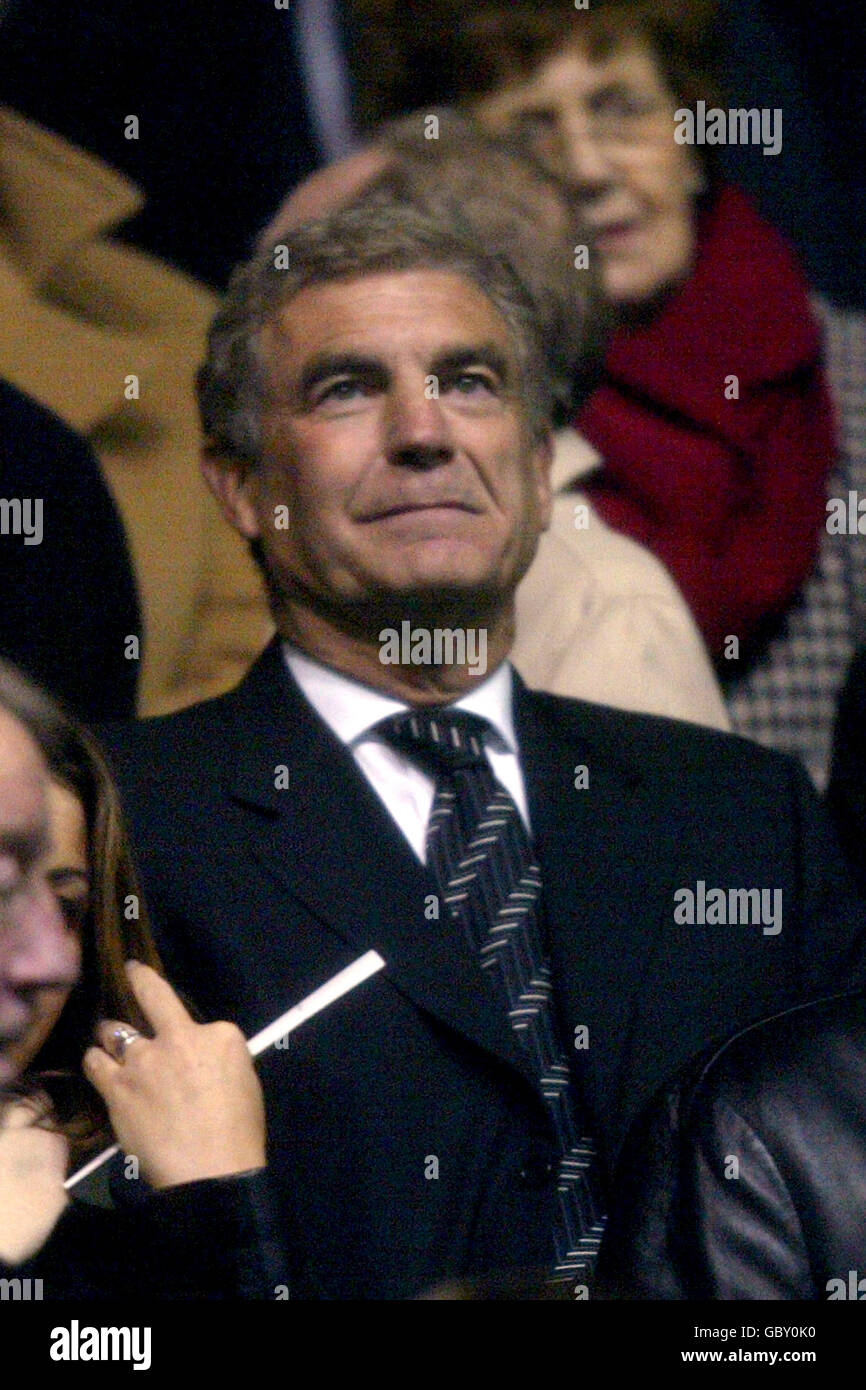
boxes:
[522,682,792,784]
[107,661,800,804]
[98,689,233,771]
[111,669,799,776]
[0,379,104,474]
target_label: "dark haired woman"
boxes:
[0,667,286,1297]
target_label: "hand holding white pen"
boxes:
[83,961,266,1190]
[68,950,386,1191]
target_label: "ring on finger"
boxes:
[111,1025,144,1060]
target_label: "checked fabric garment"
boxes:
[723,298,866,791]
[379,707,606,1285]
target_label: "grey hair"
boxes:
[197,197,555,467]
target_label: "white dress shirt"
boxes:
[284,644,531,863]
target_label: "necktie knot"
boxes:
[377,709,491,775]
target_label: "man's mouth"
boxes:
[363,501,481,521]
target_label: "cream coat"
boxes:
[514,430,730,728]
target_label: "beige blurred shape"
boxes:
[0,108,273,716]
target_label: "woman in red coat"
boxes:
[442,0,834,662]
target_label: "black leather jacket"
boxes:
[597,992,866,1300]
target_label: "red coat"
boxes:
[577,184,835,659]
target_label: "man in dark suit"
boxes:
[101,197,865,1300]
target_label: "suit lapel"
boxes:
[514,680,676,1158]
[221,640,544,1100]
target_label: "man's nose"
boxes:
[385,379,454,469]
[3,879,79,995]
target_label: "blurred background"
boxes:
[0,0,861,299]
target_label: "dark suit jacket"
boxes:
[596,992,866,1300]
[100,638,866,1299]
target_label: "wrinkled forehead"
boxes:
[259,268,519,381]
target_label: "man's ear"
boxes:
[200,449,263,539]
[530,430,555,533]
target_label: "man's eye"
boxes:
[317,379,365,404]
[447,372,497,396]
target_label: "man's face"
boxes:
[224,270,552,630]
[476,38,702,306]
[0,711,78,1087]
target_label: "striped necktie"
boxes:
[378,707,606,1286]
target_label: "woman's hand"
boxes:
[84,962,266,1190]
[0,1098,68,1262]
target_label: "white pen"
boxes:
[64,949,386,1191]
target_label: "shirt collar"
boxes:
[283,643,518,753]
